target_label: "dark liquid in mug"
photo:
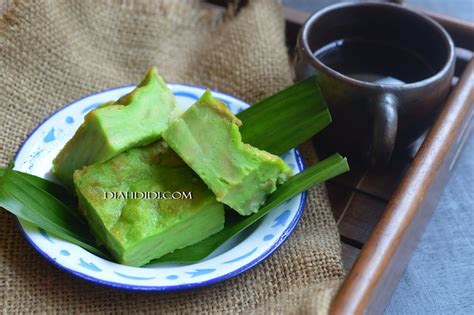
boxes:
[314,38,436,84]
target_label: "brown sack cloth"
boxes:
[0,0,344,313]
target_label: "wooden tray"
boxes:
[284,4,474,314]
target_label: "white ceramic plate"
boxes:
[14,84,306,291]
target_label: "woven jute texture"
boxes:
[0,0,344,313]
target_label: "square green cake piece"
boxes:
[54,66,180,187]
[163,91,292,215]
[73,141,224,266]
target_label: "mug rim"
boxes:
[299,2,456,89]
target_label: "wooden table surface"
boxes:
[283,0,474,314]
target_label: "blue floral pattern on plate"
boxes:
[14,84,306,291]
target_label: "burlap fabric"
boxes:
[0,0,344,313]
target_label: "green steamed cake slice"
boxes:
[73,141,224,266]
[163,90,292,216]
[53,66,180,187]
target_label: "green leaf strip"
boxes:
[0,169,108,258]
[154,154,349,263]
[238,76,331,156]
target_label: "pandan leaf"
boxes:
[238,76,331,155]
[0,168,108,258]
[154,154,349,263]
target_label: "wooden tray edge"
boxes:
[330,59,474,314]
[281,5,474,313]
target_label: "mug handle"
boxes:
[370,94,398,167]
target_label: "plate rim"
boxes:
[14,84,306,291]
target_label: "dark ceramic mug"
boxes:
[295,2,455,166]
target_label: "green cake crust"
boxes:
[73,141,224,266]
[163,90,292,215]
[54,66,180,187]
